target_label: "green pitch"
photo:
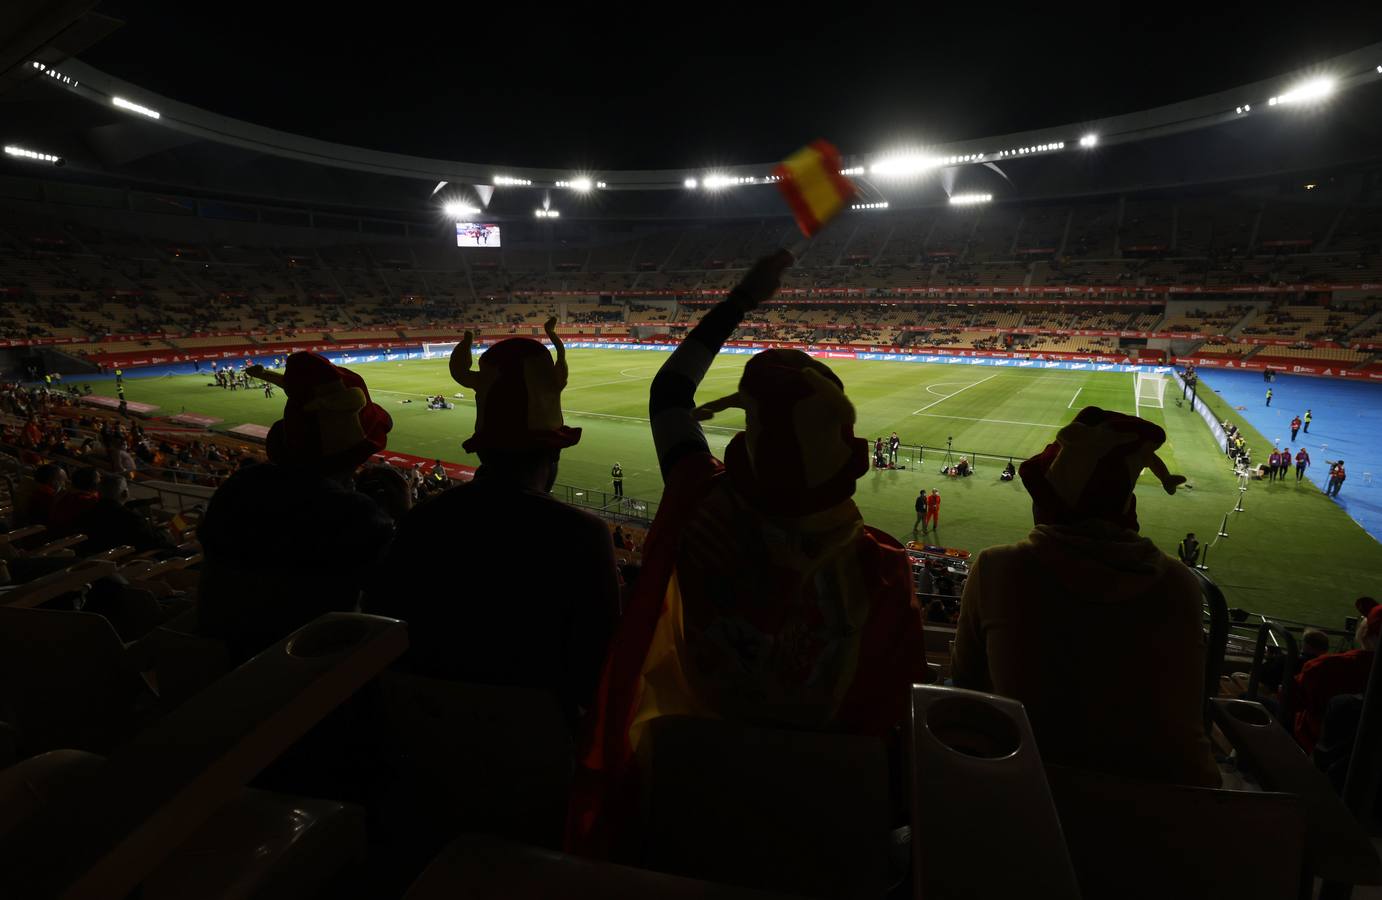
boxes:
[102,351,1382,626]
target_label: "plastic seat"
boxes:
[909,685,1081,899]
[0,612,408,900]
[376,673,573,849]
[1047,763,1304,900]
[0,750,366,900]
[636,715,894,899]
[0,605,155,757]
[405,834,803,900]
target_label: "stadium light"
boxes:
[30,61,77,86]
[870,154,942,178]
[851,201,889,210]
[683,177,698,189]
[535,209,561,218]
[559,177,593,192]
[702,173,732,190]
[1268,76,1336,106]
[112,96,161,119]
[1079,133,1098,147]
[442,201,479,217]
[949,193,992,205]
[3,145,63,165]
[494,175,532,186]
[840,166,865,176]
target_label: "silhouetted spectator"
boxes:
[572,254,926,857]
[953,407,1219,787]
[73,474,174,555]
[21,463,67,527]
[367,320,618,721]
[1294,606,1380,755]
[355,464,413,524]
[198,352,395,663]
[50,466,100,532]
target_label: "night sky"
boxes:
[81,3,1382,170]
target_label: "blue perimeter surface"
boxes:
[1198,369,1382,542]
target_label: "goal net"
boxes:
[1135,371,1167,411]
[422,341,460,358]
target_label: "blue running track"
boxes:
[1198,369,1382,542]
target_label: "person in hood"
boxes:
[951,406,1220,787]
[569,252,926,858]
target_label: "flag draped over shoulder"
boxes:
[774,140,857,237]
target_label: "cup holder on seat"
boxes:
[286,617,372,659]
[925,695,1022,760]
[1221,699,1273,727]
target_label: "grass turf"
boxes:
[102,350,1382,626]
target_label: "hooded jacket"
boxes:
[952,523,1220,787]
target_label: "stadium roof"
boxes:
[3,31,1382,221]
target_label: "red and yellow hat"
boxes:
[696,349,869,516]
[1019,406,1185,532]
[452,317,582,453]
[252,352,392,472]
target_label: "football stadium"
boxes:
[3,4,1382,898]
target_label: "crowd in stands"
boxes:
[0,252,1379,897]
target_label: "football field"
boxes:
[103,350,1382,626]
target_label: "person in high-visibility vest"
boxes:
[1177,533,1200,566]
[611,462,624,497]
[1265,388,1273,407]
[1304,409,1312,433]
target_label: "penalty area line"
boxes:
[911,373,1000,415]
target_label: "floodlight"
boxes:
[1269,76,1336,106]
[443,201,479,217]
[683,177,698,189]
[570,177,593,192]
[1079,134,1098,147]
[3,145,63,165]
[870,154,941,178]
[112,96,160,119]
[949,193,992,205]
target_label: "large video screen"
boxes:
[456,222,502,248]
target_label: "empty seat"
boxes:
[636,715,894,898]
[405,834,802,900]
[376,673,573,849]
[0,605,155,757]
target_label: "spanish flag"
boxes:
[774,140,857,237]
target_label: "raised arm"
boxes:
[648,251,793,475]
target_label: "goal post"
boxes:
[422,341,460,358]
[1135,370,1167,412]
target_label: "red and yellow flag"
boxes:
[773,139,857,237]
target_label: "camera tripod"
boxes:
[939,437,956,473]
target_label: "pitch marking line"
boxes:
[911,373,1000,415]
[913,412,1062,429]
[1067,386,1083,409]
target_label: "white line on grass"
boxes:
[913,412,1062,429]
[911,373,1000,415]
[1067,386,1083,409]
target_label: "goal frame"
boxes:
[1135,370,1167,413]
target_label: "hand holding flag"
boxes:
[774,139,858,238]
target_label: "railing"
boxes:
[552,482,658,526]
[135,479,217,513]
[891,444,1001,472]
